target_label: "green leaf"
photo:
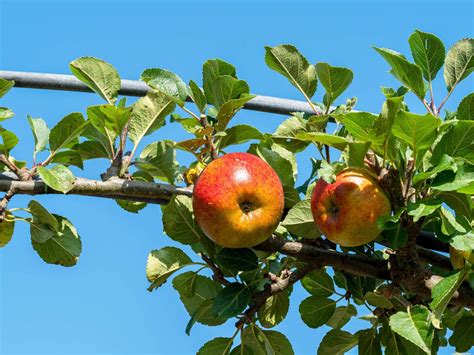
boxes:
[389,305,434,354]
[316,63,353,107]
[87,104,131,138]
[197,337,233,355]
[438,191,473,221]
[252,143,297,186]
[0,211,15,247]
[413,154,457,185]
[241,326,294,355]
[146,246,193,291]
[443,38,474,91]
[317,329,358,355]
[295,132,349,150]
[73,140,110,161]
[202,59,237,105]
[457,93,474,120]
[317,160,346,184]
[336,112,382,144]
[0,78,14,98]
[135,140,179,183]
[431,120,474,165]
[215,94,255,131]
[162,195,204,245]
[450,232,474,252]
[70,56,121,104]
[438,206,467,235]
[128,91,175,145]
[358,328,382,355]
[299,295,336,328]
[430,268,469,328]
[49,112,87,152]
[449,316,474,352]
[141,68,188,106]
[216,248,258,273]
[80,124,114,159]
[31,214,82,267]
[326,305,357,329]
[0,107,14,121]
[301,268,334,297]
[345,141,371,167]
[408,30,445,82]
[282,199,320,239]
[365,291,393,309]
[212,282,251,319]
[258,290,290,328]
[391,112,441,158]
[27,116,49,158]
[431,161,474,193]
[272,115,310,153]
[0,128,18,155]
[172,272,224,326]
[265,44,317,98]
[188,80,207,113]
[218,125,262,149]
[407,199,442,222]
[50,150,84,169]
[209,75,250,110]
[37,165,75,193]
[373,47,426,99]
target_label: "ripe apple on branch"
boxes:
[0,30,473,355]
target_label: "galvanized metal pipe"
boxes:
[0,70,318,116]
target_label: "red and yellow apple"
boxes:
[192,152,284,248]
[311,168,391,247]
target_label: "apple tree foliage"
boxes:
[0,30,473,354]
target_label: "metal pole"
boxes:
[0,70,318,116]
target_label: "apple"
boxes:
[311,168,391,247]
[192,152,284,248]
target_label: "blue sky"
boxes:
[0,0,472,354]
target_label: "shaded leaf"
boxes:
[326,305,357,329]
[219,124,262,149]
[135,140,179,183]
[317,329,358,355]
[258,290,290,328]
[299,295,336,328]
[301,268,334,297]
[212,282,251,319]
[216,248,258,273]
[197,337,233,355]
[215,94,255,131]
[449,316,474,353]
[202,59,237,105]
[0,211,15,247]
[457,93,474,120]
[357,328,382,355]
[242,326,294,355]
[431,120,474,165]
[188,80,207,113]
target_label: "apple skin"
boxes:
[311,168,391,247]
[192,152,284,248]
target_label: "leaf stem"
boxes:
[181,105,201,122]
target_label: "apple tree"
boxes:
[0,30,473,354]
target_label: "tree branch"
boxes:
[236,264,315,328]
[255,235,391,280]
